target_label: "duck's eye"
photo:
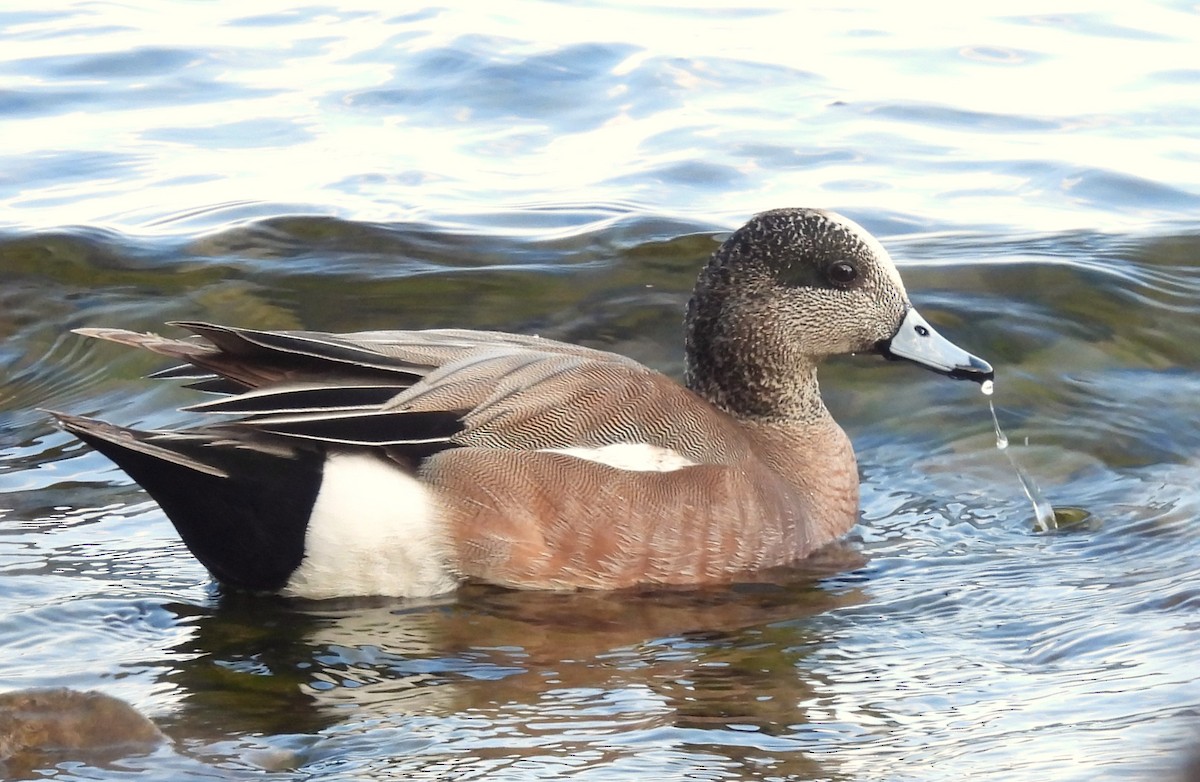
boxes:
[827,261,858,286]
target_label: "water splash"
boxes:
[982,381,1058,532]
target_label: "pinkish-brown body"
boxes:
[432,413,858,590]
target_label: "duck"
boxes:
[51,208,992,599]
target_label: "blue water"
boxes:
[2,2,1200,780]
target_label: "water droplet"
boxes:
[987,397,1057,532]
[980,379,994,397]
[989,400,1008,449]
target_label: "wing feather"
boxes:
[74,323,734,459]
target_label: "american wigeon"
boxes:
[52,208,992,598]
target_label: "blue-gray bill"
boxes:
[877,307,994,383]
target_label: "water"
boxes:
[3,2,1200,780]
[984,388,1059,532]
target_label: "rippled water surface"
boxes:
[3,2,1200,780]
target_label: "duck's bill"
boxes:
[877,307,994,383]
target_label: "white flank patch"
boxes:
[541,442,697,472]
[283,452,459,599]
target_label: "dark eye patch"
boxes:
[729,211,872,290]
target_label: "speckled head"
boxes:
[685,208,991,422]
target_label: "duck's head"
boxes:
[685,207,993,421]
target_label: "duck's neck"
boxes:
[684,255,833,424]
[685,340,829,424]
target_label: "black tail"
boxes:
[52,413,325,593]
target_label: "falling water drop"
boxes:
[985,383,1057,532]
[990,399,1009,450]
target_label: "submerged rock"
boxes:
[0,688,164,772]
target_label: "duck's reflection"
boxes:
[155,545,865,776]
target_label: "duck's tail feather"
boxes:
[74,323,434,393]
[49,412,324,592]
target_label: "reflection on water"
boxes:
[3,0,1200,780]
